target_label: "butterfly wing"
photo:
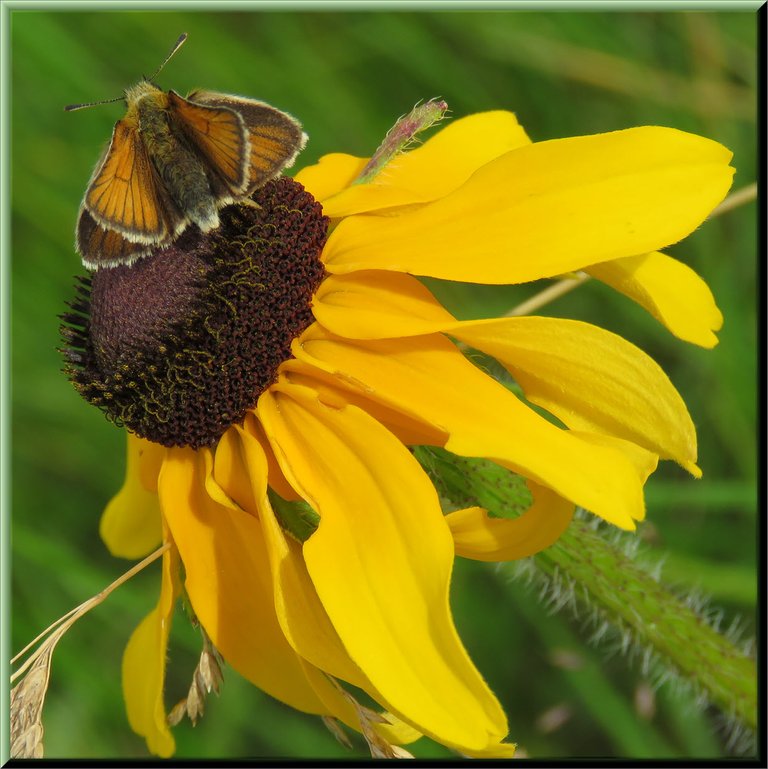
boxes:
[83,118,173,243]
[186,89,307,193]
[76,208,153,269]
[167,90,250,198]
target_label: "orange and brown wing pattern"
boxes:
[76,208,152,268]
[167,90,249,195]
[187,89,306,191]
[84,118,169,242]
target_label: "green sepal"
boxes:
[268,489,320,543]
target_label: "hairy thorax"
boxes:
[131,83,218,231]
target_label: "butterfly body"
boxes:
[128,81,223,233]
[74,61,306,269]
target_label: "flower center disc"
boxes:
[61,178,328,448]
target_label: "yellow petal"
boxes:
[572,431,660,502]
[281,357,448,446]
[157,447,330,715]
[450,316,698,474]
[212,427,257,513]
[225,439,424,750]
[588,251,724,348]
[462,741,518,758]
[312,271,455,338]
[294,153,368,204]
[100,433,164,559]
[298,659,424,747]
[323,127,734,283]
[231,432,424,745]
[122,537,180,758]
[258,382,510,752]
[447,482,574,561]
[316,112,531,218]
[236,425,370,689]
[382,110,531,198]
[243,412,301,501]
[136,436,166,492]
[311,272,693,473]
[294,328,644,528]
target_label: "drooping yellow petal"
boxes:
[312,273,695,473]
[236,425,369,689]
[243,412,301,501]
[571,431,660,499]
[122,536,179,758]
[238,425,422,746]
[447,482,574,561]
[451,317,696,468]
[588,251,724,348]
[136,437,166,492]
[258,383,512,753]
[314,112,531,218]
[100,433,164,559]
[211,427,257,514]
[157,447,331,715]
[323,127,734,283]
[461,741,518,759]
[448,316,699,474]
[294,328,644,528]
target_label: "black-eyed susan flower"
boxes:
[60,107,733,758]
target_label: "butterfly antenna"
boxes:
[64,33,187,111]
[64,95,125,112]
[146,32,188,82]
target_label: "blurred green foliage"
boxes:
[9,8,757,760]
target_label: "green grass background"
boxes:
[9,7,758,760]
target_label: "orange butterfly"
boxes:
[68,34,307,269]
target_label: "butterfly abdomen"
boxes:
[135,88,219,233]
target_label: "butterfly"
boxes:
[68,34,307,269]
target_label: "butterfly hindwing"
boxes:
[76,208,153,268]
[187,89,306,191]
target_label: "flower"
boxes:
[61,109,733,757]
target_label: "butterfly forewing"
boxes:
[84,119,170,241]
[168,90,250,195]
[187,89,306,191]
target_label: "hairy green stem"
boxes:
[540,518,756,730]
[413,446,757,732]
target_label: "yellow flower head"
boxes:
[60,108,733,757]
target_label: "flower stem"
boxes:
[11,543,169,680]
[708,182,756,217]
[535,518,756,731]
[505,272,590,317]
[415,447,756,732]
[10,542,171,758]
